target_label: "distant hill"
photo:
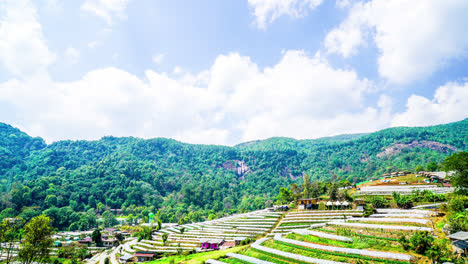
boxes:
[0,118,467,224]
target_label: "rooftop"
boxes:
[453,240,468,250]
[448,231,468,241]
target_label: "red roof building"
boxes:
[134,252,154,262]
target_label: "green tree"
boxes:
[426,161,438,171]
[162,233,169,246]
[444,151,468,193]
[276,187,292,205]
[91,229,103,247]
[102,210,118,228]
[0,218,24,264]
[18,215,54,264]
[115,232,124,244]
[414,164,424,172]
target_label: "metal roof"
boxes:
[448,231,468,241]
[453,240,468,250]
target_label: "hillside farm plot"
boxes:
[270,210,363,236]
[217,208,443,263]
[129,209,281,255]
[355,185,454,196]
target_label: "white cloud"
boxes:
[248,0,323,29]
[0,0,393,145]
[152,53,164,65]
[392,81,468,127]
[65,47,80,64]
[0,49,396,145]
[81,0,130,25]
[173,66,183,75]
[0,0,55,77]
[325,0,468,84]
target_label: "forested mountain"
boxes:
[0,119,467,228]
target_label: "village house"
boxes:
[234,237,247,246]
[134,252,155,262]
[102,237,118,248]
[448,231,468,255]
[104,228,117,235]
[298,198,317,210]
[78,237,93,246]
[200,239,225,250]
[119,254,134,263]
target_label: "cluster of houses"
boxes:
[382,171,411,178]
[297,198,363,210]
[417,171,453,185]
[53,228,130,248]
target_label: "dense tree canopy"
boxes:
[0,119,467,230]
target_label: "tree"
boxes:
[414,164,424,173]
[19,215,53,264]
[156,219,162,231]
[92,229,103,247]
[426,161,438,172]
[276,187,292,205]
[139,226,153,241]
[115,232,124,244]
[0,218,24,264]
[102,210,118,228]
[444,151,468,193]
[162,233,168,246]
[328,183,338,200]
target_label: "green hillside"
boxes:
[0,119,467,227]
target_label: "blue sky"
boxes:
[0,0,468,145]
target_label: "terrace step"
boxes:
[274,234,414,262]
[252,238,348,264]
[226,252,275,264]
[328,221,433,232]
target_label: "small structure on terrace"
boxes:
[298,198,317,210]
[134,251,155,262]
[119,254,134,263]
[78,237,92,246]
[298,199,354,210]
[200,239,225,250]
[102,237,118,247]
[448,231,468,255]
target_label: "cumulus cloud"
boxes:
[392,81,468,127]
[0,0,55,77]
[0,49,395,145]
[325,0,468,84]
[81,0,130,25]
[0,0,399,145]
[248,0,323,29]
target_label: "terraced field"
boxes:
[207,208,437,263]
[127,209,281,255]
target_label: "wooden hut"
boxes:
[298,198,317,210]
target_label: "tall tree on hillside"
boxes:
[444,151,468,194]
[302,174,311,198]
[276,187,292,205]
[91,229,103,247]
[328,182,338,200]
[19,215,53,264]
[0,217,24,264]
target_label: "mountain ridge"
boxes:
[0,118,467,223]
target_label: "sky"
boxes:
[0,0,468,145]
